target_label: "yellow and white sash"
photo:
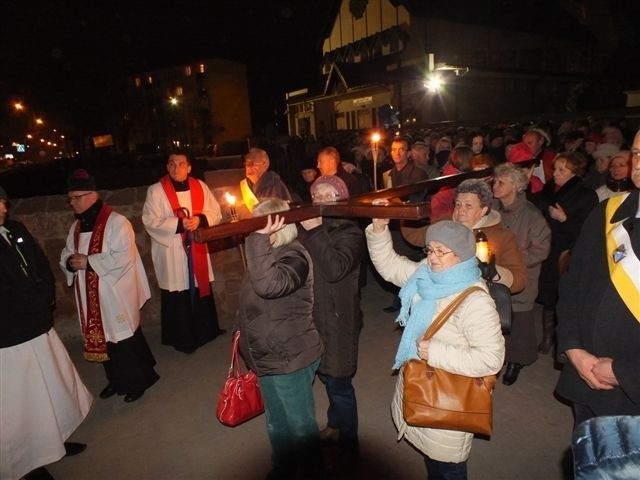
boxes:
[605,193,640,322]
[240,178,259,213]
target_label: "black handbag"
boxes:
[487,281,512,333]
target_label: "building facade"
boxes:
[119,58,252,155]
[286,0,618,137]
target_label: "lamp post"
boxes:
[371,131,381,191]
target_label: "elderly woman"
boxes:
[594,150,633,201]
[366,219,504,479]
[298,175,364,453]
[534,152,597,354]
[493,164,551,385]
[238,198,324,479]
[453,179,527,294]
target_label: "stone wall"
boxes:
[10,186,244,340]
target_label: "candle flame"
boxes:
[224,192,236,205]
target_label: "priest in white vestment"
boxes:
[142,151,224,353]
[61,169,159,403]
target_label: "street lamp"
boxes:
[424,74,443,93]
[14,102,24,111]
[371,131,381,191]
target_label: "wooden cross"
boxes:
[194,168,491,244]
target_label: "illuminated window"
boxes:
[199,64,205,73]
[185,66,192,76]
[147,75,153,84]
[135,77,141,87]
[176,86,183,96]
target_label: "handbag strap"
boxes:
[421,286,484,341]
[229,331,245,377]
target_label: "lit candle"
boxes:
[475,230,490,263]
[371,131,381,191]
[224,192,238,221]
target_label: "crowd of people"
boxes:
[2,117,639,479]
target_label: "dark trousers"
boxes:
[103,328,159,395]
[160,287,221,353]
[424,456,468,480]
[573,403,597,428]
[318,373,358,444]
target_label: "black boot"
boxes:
[502,363,523,386]
[538,309,555,354]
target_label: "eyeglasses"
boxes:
[311,191,340,203]
[67,192,92,203]
[423,247,455,258]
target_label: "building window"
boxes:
[147,75,153,85]
[134,77,141,87]
[185,66,192,76]
[199,64,205,73]
[176,86,183,96]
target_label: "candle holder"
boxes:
[224,192,239,221]
[229,204,238,221]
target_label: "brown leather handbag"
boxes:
[402,286,497,436]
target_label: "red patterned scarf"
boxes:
[74,204,113,362]
[160,175,211,297]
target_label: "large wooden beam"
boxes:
[349,168,491,203]
[193,167,492,243]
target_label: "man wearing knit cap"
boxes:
[298,175,364,462]
[1,186,92,480]
[142,150,224,354]
[61,169,159,403]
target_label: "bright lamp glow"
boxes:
[371,132,381,143]
[424,75,443,93]
[169,97,178,106]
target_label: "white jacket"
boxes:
[366,223,505,462]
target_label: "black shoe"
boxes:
[502,363,523,386]
[24,467,55,480]
[124,391,144,403]
[64,442,87,457]
[99,384,117,399]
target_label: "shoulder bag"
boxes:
[402,286,497,436]
[216,331,265,427]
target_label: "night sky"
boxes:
[0,1,335,136]
[2,1,639,140]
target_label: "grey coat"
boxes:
[494,194,551,312]
[238,233,323,376]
